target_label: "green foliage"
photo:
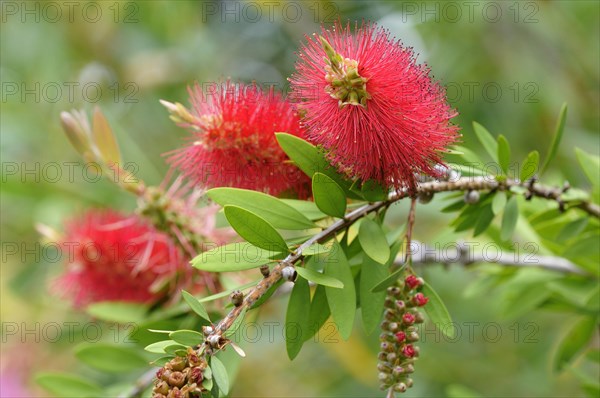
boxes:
[422,282,456,339]
[286,276,311,359]
[169,330,204,346]
[36,373,104,398]
[85,301,148,324]
[74,344,148,373]
[501,195,519,241]
[192,243,281,272]
[208,188,314,230]
[359,255,388,334]
[497,134,511,174]
[211,356,230,395]
[358,218,390,264]
[554,316,598,371]
[223,206,289,252]
[312,172,347,218]
[472,121,498,161]
[295,266,344,288]
[541,103,568,174]
[323,241,356,340]
[181,290,211,322]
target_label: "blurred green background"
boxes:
[1,1,598,397]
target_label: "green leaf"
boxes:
[360,179,388,202]
[295,266,344,288]
[181,290,211,322]
[224,206,288,252]
[36,373,103,398]
[575,148,600,188]
[74,344,148,373]
[302,243,332,256]
[208,188,314,230]
[501,196,519,241]
[554,316,597,371]
[211,356,230,395]
[86,301,147,324]
[497,134,511,174]
[225,307,247,337]
[169,330,204,346]
[520,150,539,181]
[472,122,498,161]
[280,199,327,220]
[557,218,589,242]
[324,241,356,340]
[360,255,388,334]
[541,103,567,174]
[371,266,406,293]
[144,340,178,354]
[305,284,331,342]
[358,218,391,264]
[422,282,455,339]
[491,191,507,215]
[473,204,495,237]
[286,277,311,359]
[192,243,280,272]
[312,172,347,218]
[276,133,349,189]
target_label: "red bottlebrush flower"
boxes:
[395,331,407,343]
[402,312,416,325]
[289,21,459,190]
[401,344,416,358]
[166,81,310,198]
[412,292,429,307]
[405,274,423,290]
[54,209,189,307]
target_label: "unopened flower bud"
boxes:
[418,191,434,204]
[405,378,414,388]
[395,300,406,312]
[395,331,406,343]
[230,290,243,307]
[402,312,416,325]
[394,382,407,393]
[388,322,399,332]
[378,372,392,383]
[392,366,405,377]
[169,356,186,371]
[260,264,270,277]
[407,331,420,342]
[208,334,220,347]
[405,364,415,373]
[386,352,397,363]
[404,275,423,289]
[202,325,214,336]
[378,352,388,361]
[401,344,416,358]
[412,292,429,307]
[384,309,397,321]
[189,366,204,384]
[377,363,392,373]
[387,286,401,298]
[155,381,169,395]
[381,320,391,331]
[414,312,425,324]
[464,190,480,204]
[380,341,394,352]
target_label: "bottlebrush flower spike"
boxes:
[165,81,310,198]
[289,21,459,190]
[53,209,192,307]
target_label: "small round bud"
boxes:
[404,275,423,290]
[377,363,392,373]
[384,298,395,308]
[392,366,405,377]
[230,290,244,307]
[384,309,396,321]
[377,352,388,361]
[282,266,297,282]
[405,364,415,374]
[260,264,270,277]
[387,286,402,298]
[207,334,220,347]
[395,300,406,312]
[167,371,186,388]
[378,372,391,383]
[388,322,399,333]
[414,312,425,324]
[418,191,434,204]
[407,331,420,342]
[394,382,407,393]
[405,378,414,388]
[160,369,172,382]
[380,341,394,352]
[189,366,204,384]
[386,352,397,363]
[202,325,214,336]
[464,190,480,204]
[395,331,406,343]
[401,344,416,358]
[412,292,429,307]
[380,320,391,331]
[402,312,416,325]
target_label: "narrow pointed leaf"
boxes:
[211,357,230,395]
[520,150,539,182]
[312,173,347,218]
[541,103,567,174]
[497,134,511,174]
[286,277,311,359]
[305,284,331,342]
[359,218,391,264]
[491,191,507,215]
[473,122,498,161]
[295,266,343,288]
[36,373,103,398]
[575,148,600,188]
[360,255,388,334]
[208,188,314,229]
[224,206,288,252]
[74,344,148,373]
[324,242,356,340]
[422,282,455,339]
[501,196,519,241]
[554,316,597,371]
[192,243,280,272]
[169,330,204,346]
[181,290,210,322]
[225,307,247,337]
